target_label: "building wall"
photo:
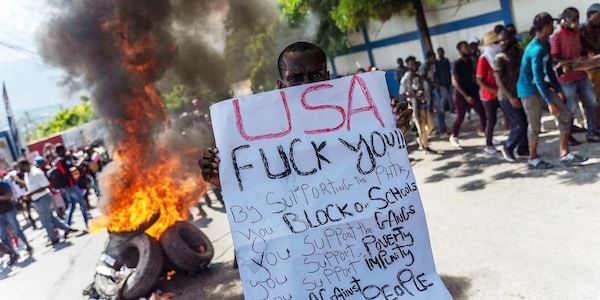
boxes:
[332,0,597,78]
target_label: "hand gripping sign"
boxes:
[210,71,452,300]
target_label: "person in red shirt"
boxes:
[551,7,600,143]
[476,30,503,154]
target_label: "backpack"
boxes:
[46,164,70,189]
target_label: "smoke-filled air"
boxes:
[36,0,313,238]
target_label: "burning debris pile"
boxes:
[38,0,218,298]
[39,0,205,238]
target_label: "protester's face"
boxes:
[459,44,472,56]
[407,60,417,72]
[277,49,330,89]
[498,33,514,50]
[543,22,555,36]
[469,43,478,54]
[589,11,600,26]
[563,13,579,30]
[18,163,30,173]
[437,48,445,58]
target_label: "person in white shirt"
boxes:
[17,159,76,245]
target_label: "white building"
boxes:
[330,0,596,93]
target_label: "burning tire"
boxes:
[110,233,164,299]
[160,221,214,274]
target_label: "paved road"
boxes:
[2,126,599,299]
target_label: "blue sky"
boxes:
[0,1,81,130]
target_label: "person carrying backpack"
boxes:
[56,145,89,228]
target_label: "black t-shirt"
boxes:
[0,182,14,214]
[453,58,478,97]
[494,49,522,99]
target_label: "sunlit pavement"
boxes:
[0,192,241,300]
[2,125,599,299]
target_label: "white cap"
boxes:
[468,37,480,44]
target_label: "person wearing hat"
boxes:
[467,37,481,66]
[580,3,600,130]
[551,7,600,144]
[476,30,504,155]
[517,12,588,169]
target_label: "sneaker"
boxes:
[492,138,501,146]
[63,228,78,239]
[571,125,586,133]
[514,149,530,159]
[560,153,588,166]
[449,135,461,148]
[7,253,19,266]
[568,135,581,146]
[424,147,438,154]
[586,134,600,143]
[485,146,498,154]
[500,147,516,162]
[528,158,554,169]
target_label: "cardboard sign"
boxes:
[210,71,451,300]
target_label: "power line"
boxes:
[0,40,38,56]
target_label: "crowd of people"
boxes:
[395,5,600,169]
[0,141,110,266]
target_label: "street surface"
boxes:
[1,120,599,299]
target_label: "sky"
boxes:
[0,0,81,131]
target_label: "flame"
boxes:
[89,17,206,239]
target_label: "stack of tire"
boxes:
[94,221,214,300]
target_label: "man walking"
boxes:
[449,41,487,148]
[56,145,90,228]
[402,56,438,154]
[0,179,32,264]
[551,7,600,143]
[494,29,529,162]
[18,159,76,245]
[420,50,449,135]
[517,12,588,169]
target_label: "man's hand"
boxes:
[548,103,560,116]
[391,99,413,135]
[198,147,221,188]
[465,95,474,105]
[557,91,567,102]
[509,96,522,109]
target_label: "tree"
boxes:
[279,0,454,55]
[29,101,96,141]
[162,84,190,114]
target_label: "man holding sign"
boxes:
[199,41,450,299]
[201,42,413,184]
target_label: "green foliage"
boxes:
[247,21,279,92]
[519,34,534,50]
[30,101,95,141]
[278,0,460,54]
[162,84,189,113]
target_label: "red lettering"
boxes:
[234,91,292,141]
[301,83,345,135]
[347,75,385,131]
[233,77,385,141]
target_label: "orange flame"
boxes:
[89,18,206,239]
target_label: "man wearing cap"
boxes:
[580,3,600,130]
[551,7,600,143]
[476,30,504,155]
